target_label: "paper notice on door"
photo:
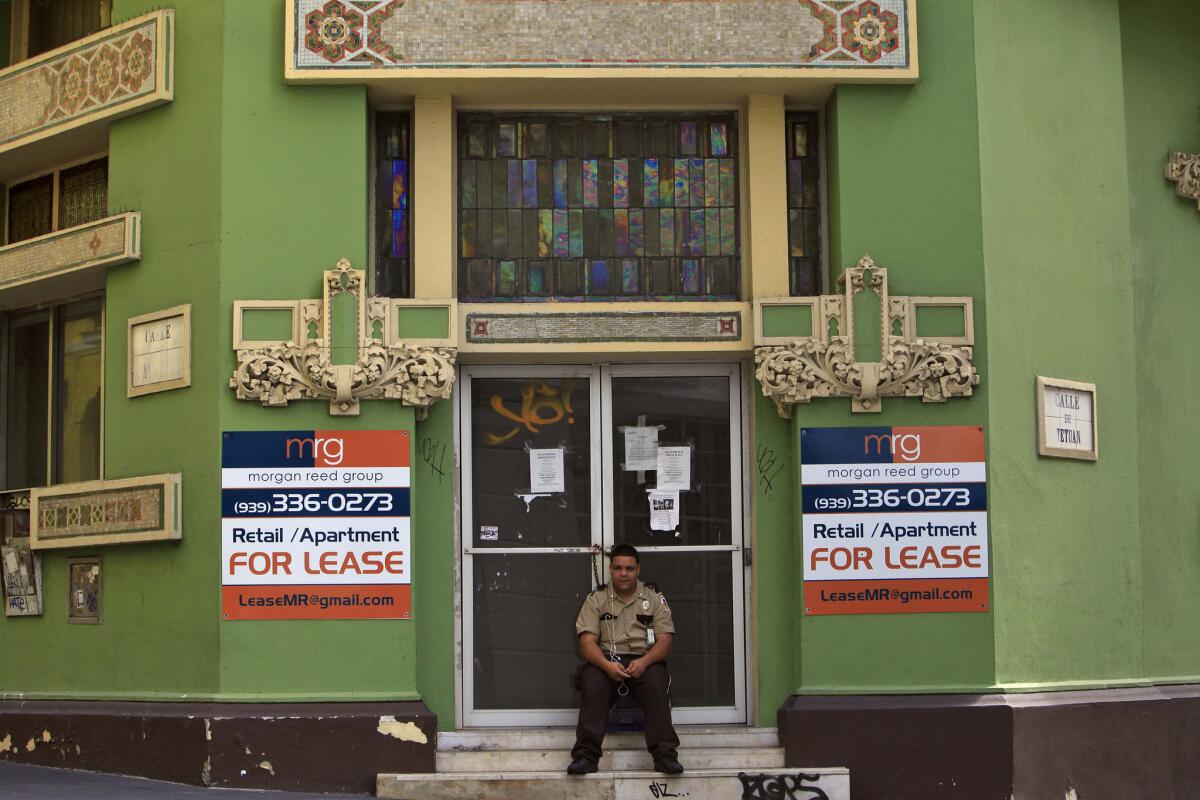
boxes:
[529,448,565,494]
[623,427,659,471]
[655,446,691,492]
[648,490,680,531]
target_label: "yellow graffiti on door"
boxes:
[486,381,577,445]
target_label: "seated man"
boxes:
[567,544,683,776]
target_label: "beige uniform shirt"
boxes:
[575,581,675,656]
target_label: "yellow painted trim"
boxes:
[389,297,458,348]
[412,96,455,299]
[458,301,752,357]
[747,96,790,299]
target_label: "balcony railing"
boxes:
[0,212,140,308]
[0,10,173,159]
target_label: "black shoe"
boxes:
[567,757,598,775]
[653,756,684,775]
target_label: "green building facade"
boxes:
[0,1,1197,796]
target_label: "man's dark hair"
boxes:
[609,544,640,563]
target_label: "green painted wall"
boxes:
[413,400,457,728]
[0,0,227,699]
[974,0,1143,687]
[751,391,797,723]
[1120,0,1200,682]
[805,0,994,694]
[214,0,418,701]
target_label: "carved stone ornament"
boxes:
[230,258,456,418]
[1166,151,1200,211]
[754,255,980,416]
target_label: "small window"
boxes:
[16,0,111,61]
[2,296,103,490]
[457,112,740,303]
[785,112,824,296]
[4,157,108,245]
[373,113,411,298]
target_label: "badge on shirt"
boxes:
[641,600,650,611]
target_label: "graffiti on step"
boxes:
[648,781,688,797]
[738,772,830,800]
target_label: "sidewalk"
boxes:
[0,762,367,799]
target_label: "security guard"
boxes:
[568,543,683,776]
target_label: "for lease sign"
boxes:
[801,426,989,615]
[221,430,411,621]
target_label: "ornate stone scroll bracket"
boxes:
[752,255,980,417]
[230,258,457,418]
[1166,151,1200,211]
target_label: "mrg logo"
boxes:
[864,432,921,462]
[285,435,345,466]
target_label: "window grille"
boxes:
[4,157,108,245]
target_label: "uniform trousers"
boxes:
[571,659,680,763]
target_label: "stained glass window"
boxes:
[786,112,824,296]
[374,113,411,297]
[458,113,739,302]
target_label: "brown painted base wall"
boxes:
[0,700,436,794]
[780,684,1200,800]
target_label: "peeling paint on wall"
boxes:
[40,730,50,742]
[204,719,212,741]
[258,760,275,775]
[376,716,427,744]
[25,738,36,752]
[0,734,11,753]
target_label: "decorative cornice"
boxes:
[753,255,980,417]
[230,258,457,418]
[1166,152,1200,211]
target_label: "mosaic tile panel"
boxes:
[0,11,172,155]
[31,473,180,549]
[294,0,910,69]
[0,213,140,290]
[466,311,741,343]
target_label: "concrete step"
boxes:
[438,726,780,752]
[436,745,785,773]
[379,767,850,800]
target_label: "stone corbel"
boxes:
[1166,152,1200,211]
[753,255,980,417]
[229,258,457,418]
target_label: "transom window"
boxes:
[5,157,108,245]
[457,113,740,302]
[786,111,823,296]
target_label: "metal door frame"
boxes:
[457,363,747,727]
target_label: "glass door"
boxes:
[460,364,745,727]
